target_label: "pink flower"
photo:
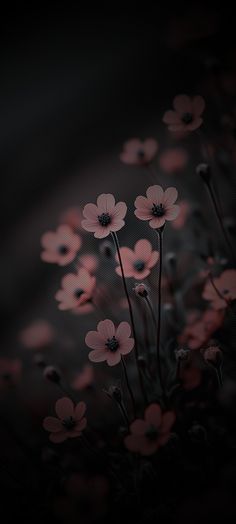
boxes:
[178,309,224,350]
[202,269,236,310]
[82,194,127,239]
[0,358,22,389]
[124,404,175,456]
[163,95,205,132]
[55,268,96,311]
[85,319,134,366]
[19,320,55,349]
[159,148,188,173]
[171,200,190,230]
[133,282,149,297]
[41,225,82,266]
[202,345,222,365]
[134,185,179,229]
[115,239,159,280]
[60,207,83,232]
[43,397,87,443]
[120,138,158,165]
[78,253,98,274]
[72,365,94,390]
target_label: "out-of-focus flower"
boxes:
[159,148,188,173]
[178,309,224,350]
[55,268,96,311]
[41,225,82,266]
[134,185,179,229]
[0,358,22,389]
[115,239,159,280]
[120,138,158,165]
[171,200,190,230]
[202,345,222,366]
[43,397,87,443]
[124,404,175,455]
[78,253,98,274]
[163,95,205,132]
[175,348,190,361]
[99,240,115,258]
[82,194,127,238]
[19,320,55,349]
[85,319,134,367]
[202,269,236,310]
[133,282,149,298]
[71,365,94,391]
[59,207,83,232]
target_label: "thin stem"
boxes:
[145,296,157,327]
[111,231,146,403]
[118,401,130,428]
[216,366,223,387]
[156,229,165,394]
[121,357,136,418]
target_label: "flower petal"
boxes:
[173,94,192,114]
[50,431,67,443]
[162,110,182,125]
[145,404,162,427]
[43,417,62,432]
[83,203,99,220]
[146,185,164,204]
[85,331,105,350]
[149,217,166,229]
[106,352,122,366]
[130,419,147,435]
[89,349,108,363]
[97,194,115,213]
[165,205,180,221]
[160,411,176,433]
[55,397,74,420]
[192,95,205,116]
[97,319,115,339]
[75,401,86,421]
[163,187,178,206]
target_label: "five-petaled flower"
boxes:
[41,225,82,266]
[82,194,127,238]
[124,403,175,456]
[43,397,87,443]
[55,268,96,311]
[120,138,158,165]
[85,319,134,366]
[115,239,159,280]
[202,269,236,310]
[163,94,205,132]
[134,185,179,229]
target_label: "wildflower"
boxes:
[120,138,158,165]
[133,283,148,298]
[55,268,95,311]
[43,397,87,443]
[115,239,159,280]
[82,194,127,238]
[134,185,179,229]
[19,320,55,349]
[41,225,82,266]
[163,94,205,132]
[85,319,134,366]
[202,269,236,309]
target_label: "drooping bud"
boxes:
[196,163,211,183]
[133,283,148,298]
[43,365,61,383]
[99,240,114,258]
[175,348,190,362]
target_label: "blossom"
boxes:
[82,194,127,238]
[202,269,236,310]
[115,239,159,280]
[120,138,158,165]
[171,200,190,230]
[41,225,82,266]
[133,283,149,298]
[202,345,222,366]
[43,397,87,443]
[134,185,179,229]
[55,268,96,311]
[159,148,188,173]
[71,365,94,391]
[178,309,224,350]
[19,320,55,349]
[85,319,134,366]
[124,404,175,456]
[163,95,205,132]
[0,358,22,389]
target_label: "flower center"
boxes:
[74,288,84,299]
[58,245,69,255]
[145,425,159,440]
[105,336,119,352]
[137,148,145,158]
[62,416,76,430]
[98,213,111,227]
[152,203,165,217]
[134,259,145,272]
[181,112,193,124]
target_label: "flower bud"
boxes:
[34,353,47,368]
[175,348,190,362]
[202,346,222,366]
[43,365,61,383]
[108,385,122,403]
[133,283,148,298]
[196,163,211,183]
[99,240,114,258]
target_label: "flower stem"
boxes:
[121,357,136,418]
[145,296,156,327]
[155,228,165,395]
[111,231,146,403]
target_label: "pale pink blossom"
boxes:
[159,148,188,173]
[134,185,179,229]
[120,138,158,165]
[85,319,134,366]
[82,194,127,238]
[19,320,55,349]
[43,397,87,443]
[41,225,82,266]
[115,239,159,280]
[163,95,205,132]
[55,268,96,311]
[202,269,236,310]
[124,404,175,456]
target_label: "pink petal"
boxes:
[97,319,115,339]
[81,219,98,232]
[109,219,125,232]
[55,397,74,420]
[75,401,87,421]
[74,417,87,433]
[168,124,186,133]
[165,205,180,221]
[120,151,137,164]
[160,412,176,433]
[119,338,134,354]
[141,440,159,456]
[163,187,178,206]
[94,226,111,238]
[145,404,162,427]
[149,217,166,229]
[133,268,150,280]
[134,195,151,211]
[123,138,142,152]
[144,138,158,159]
[97,194,115,213]
[41,232,58,249]
[89,349,108,363]
[112,202,127,219]
[41,252,59,263]
[173,94,192,114]
[148,251,159,268]
[43,416,62,432]
[83,203,99,221]
[162,110,182,125]
[192,96,205,116]
[106,352,122,366]
[50,431,67,443]
[85,331,105,350]
[187,118,203,131]
[134,209,152,221]
[124,434,146,453]
[134,239,152,260]
[146,185,164,204]
[116,321,131,341]
[130,419,147,435]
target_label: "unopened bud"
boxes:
[99,240,114,258]
[43,365,61,383]
[133,283,148,298]
[196,163,211,183]
[175,348,190,362]
[34,353,47,368]
[202,346,222,366]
